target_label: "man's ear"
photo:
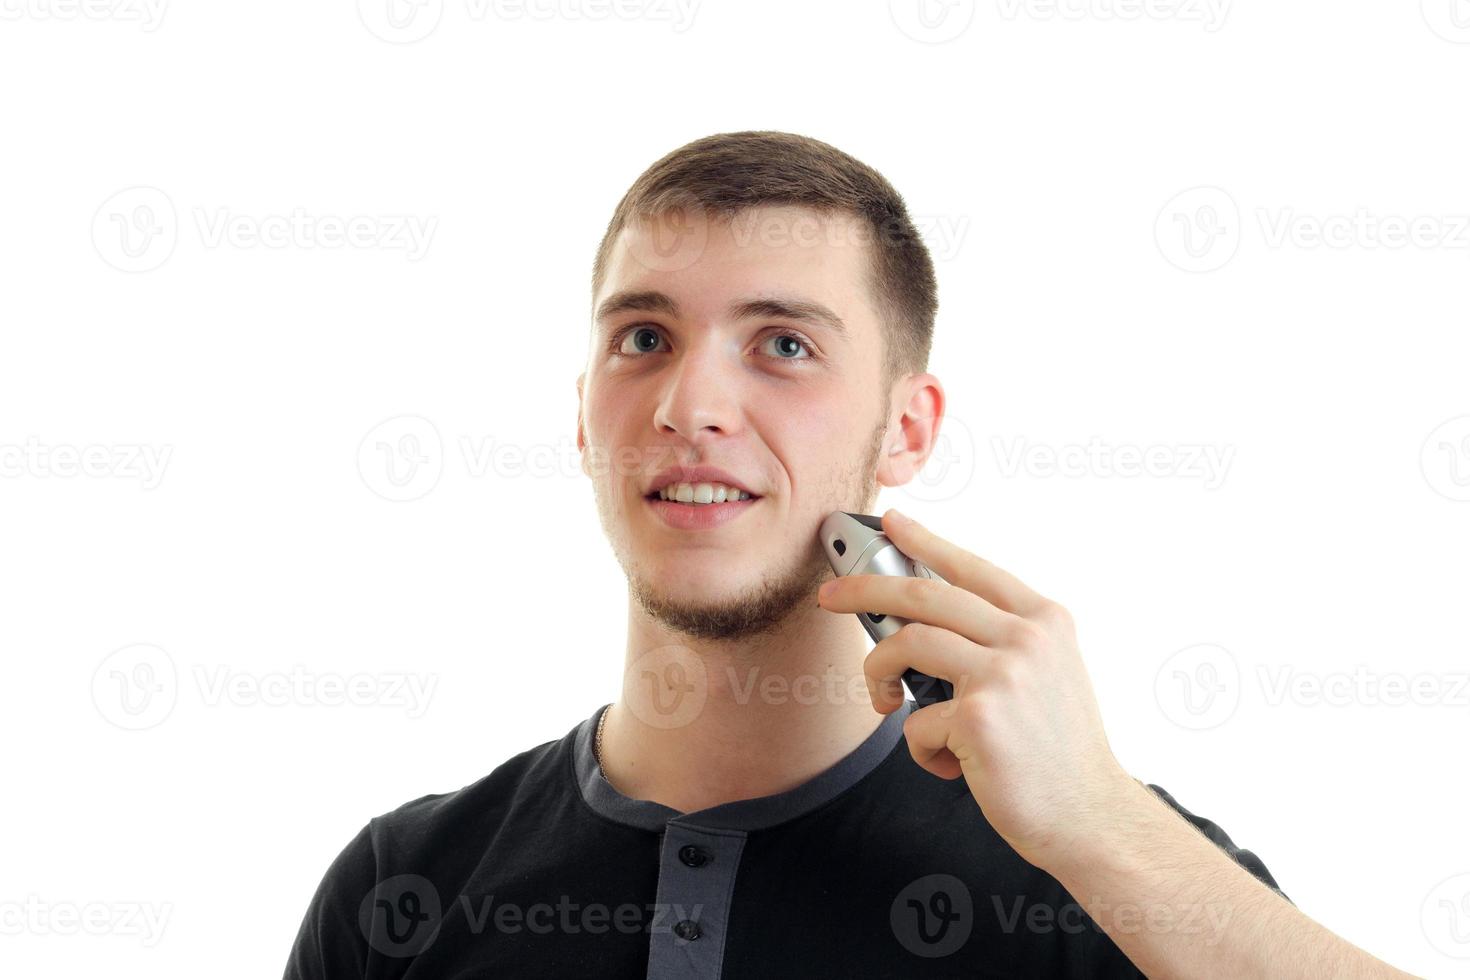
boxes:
[876,373,945,490]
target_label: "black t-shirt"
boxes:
[283,699,1289,979]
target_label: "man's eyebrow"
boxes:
[594,290,681,324]
[727,297,848,339]
[594,290,848,339]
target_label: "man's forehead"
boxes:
[614,203,869,257]
[596,205,875,333]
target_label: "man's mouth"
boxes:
[646,482,760,506]
[643,483,763,529]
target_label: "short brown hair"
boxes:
[591,131,938,388]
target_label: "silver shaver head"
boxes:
[819,511,954,706]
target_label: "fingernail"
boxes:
[886,508,912,526]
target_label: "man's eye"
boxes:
[760,333,815,361]
[616,326,666,355]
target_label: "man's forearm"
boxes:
[1044,777,1416,980]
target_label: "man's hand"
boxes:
[819,510,1419,978]
[816,508,1137,873]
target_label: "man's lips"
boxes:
[643,489,763,502]
[644,492,762,530]
[643,465,761,498]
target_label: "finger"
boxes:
[881,509,1044,616]
[902,701,966,779]
[864,622,993,712]
[819,572,1018,648]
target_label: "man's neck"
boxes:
[599,600,886,815]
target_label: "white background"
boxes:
[2,1,1468,977]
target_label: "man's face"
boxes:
[577,205,899,643]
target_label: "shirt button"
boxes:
[678,845,710,868]
[674,919,701,941]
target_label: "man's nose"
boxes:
[651,340,744,440]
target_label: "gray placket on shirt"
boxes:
[572,700,915,980]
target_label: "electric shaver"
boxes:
[819,511,955,707]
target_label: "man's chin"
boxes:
[626,549,830,644]
[631,580,762,625]
[633,598,795,644]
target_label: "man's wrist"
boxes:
[1041,770,1167,883]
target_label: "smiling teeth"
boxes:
[658,482,752,504]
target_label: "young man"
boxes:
[284,131,1411,978]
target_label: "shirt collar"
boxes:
[573,699,915,833]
